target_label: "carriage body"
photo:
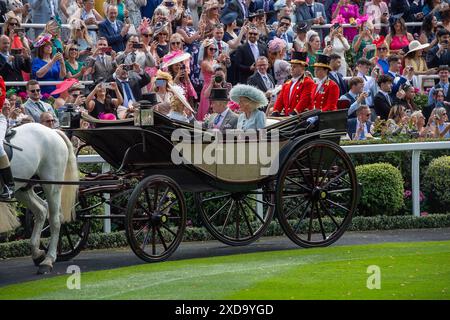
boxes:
[65,109,359,263]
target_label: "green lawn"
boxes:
[1,241,449,300]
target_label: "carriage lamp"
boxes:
[59,103,80,129]
[134,101,154,127]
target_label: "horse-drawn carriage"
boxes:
[28,107,360,264]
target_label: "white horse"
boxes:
[3,123,78,274]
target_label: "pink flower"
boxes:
[404,190,412,198]
[331,15,346,25]
[420,211,429,216]
[18,91,27,99]
[356,14,370,26]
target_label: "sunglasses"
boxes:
[377,47,388,51]
[171,41,182,45]
[209,47,217,51]
[279,22,290,27]
[9,22,18,26]
[249,32,258,36]
[69,48,79,51]
[29,89,41,93]
[142,34,151,37]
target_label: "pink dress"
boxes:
[390,35,410,51]
[332,3,359,42]
[197,70,213,121]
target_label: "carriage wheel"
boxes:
[126,175,186,262]
[276,139,358,248]
[195,182,276,246]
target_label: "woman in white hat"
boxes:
[404,40,436,76]
[230,84,268,131]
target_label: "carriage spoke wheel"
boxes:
[126,175,186,262]
[276,139,358,247]
[195,182,275,246]
[38,195,91,262]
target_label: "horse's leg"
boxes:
[37,184,62,274]
[15,189,47,265]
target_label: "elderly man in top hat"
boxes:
[312,54,339,111]
[203,88,238,131]
[271,51,315,116]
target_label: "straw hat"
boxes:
[168,83,195,113]
[406,40,430,55]
[155,70,173,82]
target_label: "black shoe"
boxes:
[0,167,14,200]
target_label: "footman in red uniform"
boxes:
[312,54,339,112]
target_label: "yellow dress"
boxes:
[95,0,105,17]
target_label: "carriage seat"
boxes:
[81,113,134,127]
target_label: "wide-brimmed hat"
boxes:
[153,21,169,36]
[50,78,79,96]
[229,84,268,107]
[406,40,430,55]
[33,34,52,48]
[290,51,308,66]
[295,22,309,33]
[140,93,159,106]
[155,70,173,82]
[249,9,265,18]
[220,11,238,25]
[313,54,332,70]
[168,83,195,113]
[162,50,191,68]
[209,88,228,101]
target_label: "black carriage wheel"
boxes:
[194,182,276,246]
[276,139,358,248]
[125,175,186,262]
[37,194,91,262]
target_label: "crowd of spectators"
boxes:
[0,0,449,140]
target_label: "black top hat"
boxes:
[295,22,309,33]
[290,51,308,66]
[140,93,159,107]
[313,54,332,70]
[209,88,228,101]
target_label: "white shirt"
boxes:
[315,76,327,93]
[248,41,260,61]
[289,76,301,99]
[356,118,369,139]
[380,89,392,105]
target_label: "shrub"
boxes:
[355,163,405,216]
[423,156,450,213]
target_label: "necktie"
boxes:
[214,114,222,126]
[264,0,270,12]
[289,80,297,102]
[263,75,272,89]
[36,101,46,112]
[131,52,136,63]
[363,75,367,81]
[241,0,248,17]
[112,21,117,33]
[309,5,314,18]
[122,81,134,105]
[217,41,222,55]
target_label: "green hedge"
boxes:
[1,214,450,259]
[356,163,405,216]
[424,156,450,213]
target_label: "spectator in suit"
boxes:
[385,54,407,97]
[113,63,151,108]
[340,77,369,119]
[426,28,450,69]
[268,16,293,59]
[203,88,238,131]
[86,37,118,81]
[295,0,327,39]
[235,25,268,84]
[223,0,249,26]
[98,4,130,53]
[390,0,415,22]
[250,0,276,23]
[247,56,275,95]
[116,35,156,80]
[347,105,373,140]
[0,35,31,84]
[328,54,348,97]
[23,80,59,126]
[373,74,394,120]
[427,65,450,105]
[30,0,59,25]
[355,58,379,109]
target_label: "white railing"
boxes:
[5,81,94,87]
[76,140,450,225]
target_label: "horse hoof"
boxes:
[33,255,46,267]
[37,264,53,275]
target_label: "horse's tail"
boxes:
[55,130,79,223]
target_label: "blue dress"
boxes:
[237,110,266,131]
[178,26,201,96]
[31,58,62,95]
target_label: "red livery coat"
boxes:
[273,75,315,114]
[312,77,339,111]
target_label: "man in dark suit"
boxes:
[347,105,373,140]
[426,28,450,69]
[235,26,268,84]
[223,0,249,26]
[390,0,415,22]
[328,54,348,97]
[98,5,130,53]
[295,0,327,38]
[373,75,394,120]
[0,35,31,85]
[247,56,275,93]
[114,63,151,108]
